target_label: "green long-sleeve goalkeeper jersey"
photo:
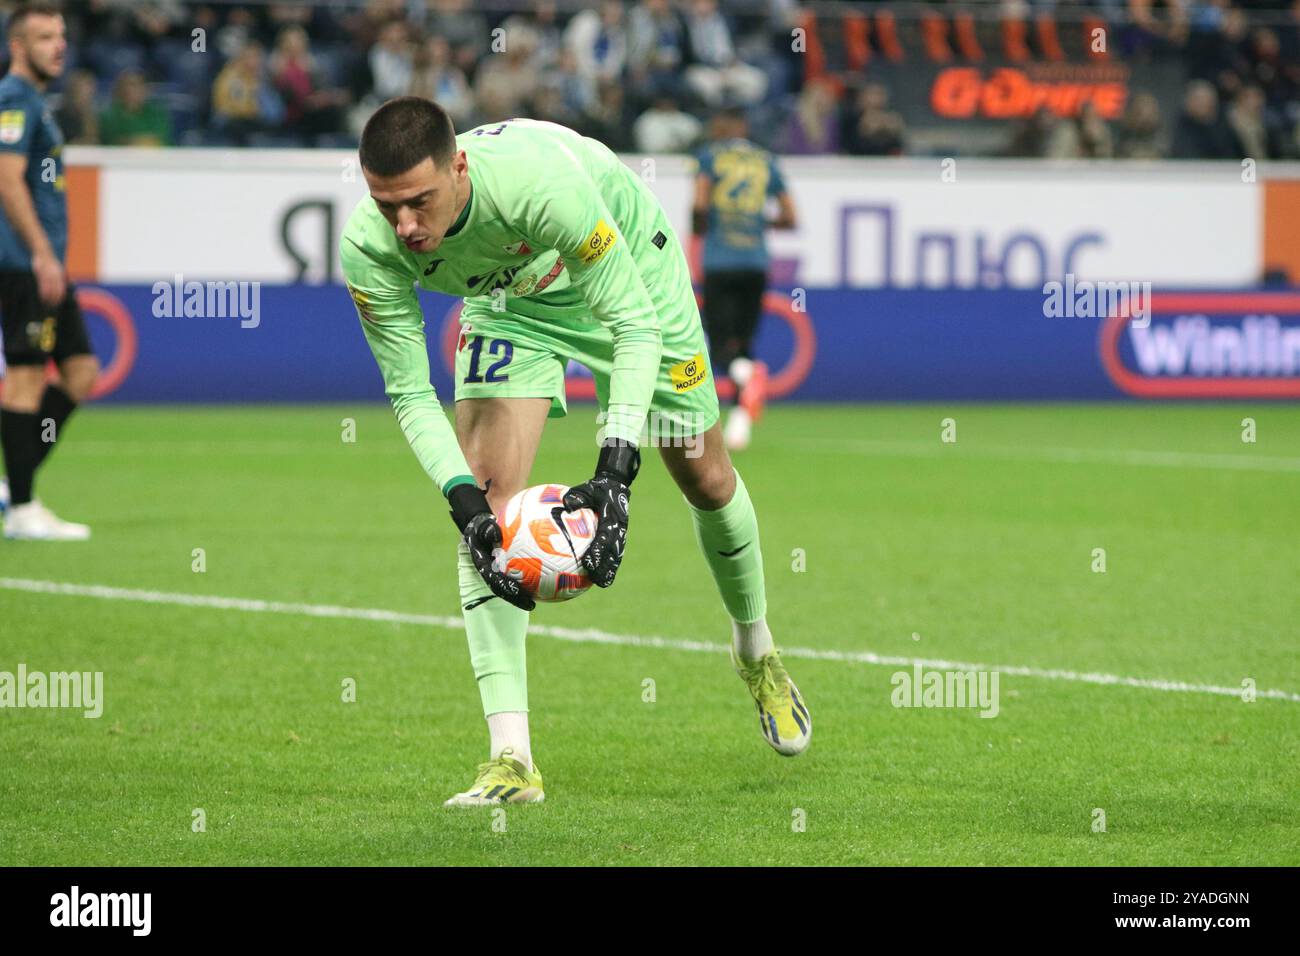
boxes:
[339,118,671,495]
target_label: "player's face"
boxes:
[13,14,67,83]
[364,153,468,255]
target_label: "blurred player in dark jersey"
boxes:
[0,3,96,539]
[692,108,796,451]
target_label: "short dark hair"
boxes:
[359,96,457,177]
[7,2,62,40]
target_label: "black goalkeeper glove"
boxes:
[448,482,536,612]
[563,439,640,588]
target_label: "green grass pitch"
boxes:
[1,402,1297,866]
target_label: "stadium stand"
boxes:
[2,0,1297,159]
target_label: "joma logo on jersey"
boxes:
[578,220,617,265]
[670,354,708,393]
[468,265,523,294]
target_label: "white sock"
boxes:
[729,357,754,388]
[727,406,751,428]
[732,618,774,661]
[487,711,532,771]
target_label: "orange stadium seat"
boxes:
[1001,17,1032,63]
[800,11,827,82]
[802,11,870,78]
[844,13,871,70]
[921,12,954,64]
[874,10,906,62]
[953,12,985,62]
[1035,14,1066,62]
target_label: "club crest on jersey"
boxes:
[502,240,531,256]
[578,220,617,266]
[511,257,566,298]
[670,353,708,393]
[0,110,25,144]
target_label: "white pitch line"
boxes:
[0,577,464,629]
[65,440,412,458]
[2,577,1296,703]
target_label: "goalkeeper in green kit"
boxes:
[340,98,810,806]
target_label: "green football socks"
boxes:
[458,539,530,716]
[687,468,767,626]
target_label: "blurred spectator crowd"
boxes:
[9,0,1300,159]
[1003,0,1300,159]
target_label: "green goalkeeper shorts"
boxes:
[454,289,720,445]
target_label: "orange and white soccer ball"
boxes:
[493,484,597,603]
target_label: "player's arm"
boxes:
[0,105,64,305]
[768,191,797,231]
[691,171,712,236]
[340,237,472,493]
[339,234,534,610]
[518,162,664,586]
[766,155,796,230]
[519,170,662,450]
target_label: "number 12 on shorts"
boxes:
[464,336,513,383]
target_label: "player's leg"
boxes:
[1,272,90,539]
[35,355,98,468]
[456,394,548,758]
[444,396,550,806]
[1,268,47,516]
[650,246,810,755]
[1,364,45,516]
[721,270,769,451]
[702,269,741,402]
[572,205,809,755]
[445,311,568,805]
[659,425,810,756]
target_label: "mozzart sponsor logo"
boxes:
[1100,293,1300,397]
